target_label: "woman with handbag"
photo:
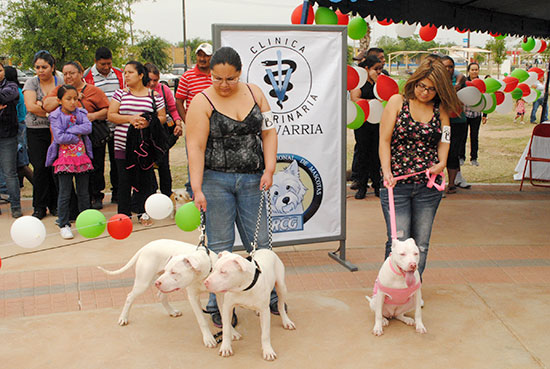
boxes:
[43,61,110,210]
[144,62,183,197]
[108,61,167,226]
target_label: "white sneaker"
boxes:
[60,225,74,239]
[471,159,479,166]
[459,158,465,166]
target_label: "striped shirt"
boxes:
[111,89,165,159]
[89,65,122,100]
[175,65,212,109]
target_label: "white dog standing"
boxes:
[365,238,426,336]
[98,239,220,347]
[204,249,296,361]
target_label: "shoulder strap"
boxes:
[160,84,167,104]
[200,92,215,109]
[150,90,157,112]
[246,84,257,104]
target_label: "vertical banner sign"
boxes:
[217,26,345,245]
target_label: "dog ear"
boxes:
[232,256,249,271]
[182,256,199,271]
[288,160,299,176]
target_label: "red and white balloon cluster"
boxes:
[456,67,544,114]
[346,71,400,129]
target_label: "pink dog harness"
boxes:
[373,258,421,305]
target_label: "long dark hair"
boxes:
[33,50,56,76]
[210,47,242,72]
[125,61,150,86]
[3,65,21,88]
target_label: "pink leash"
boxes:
[385,169,446,240]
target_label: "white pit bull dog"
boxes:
[365,238,426,336]
[204,249,296,361]
[98,239,220,347]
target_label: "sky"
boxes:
[130,0,516,49]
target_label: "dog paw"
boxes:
[401,316,415,326]
[169,310,182,318]
[416,323,427,334]
[118,317,129,326]
[263,347,277,361]
[372,325,384,336]
[219,344,233,357]
[203,334,217,348]
[382,318,389,327]
[231,328,242,341]
[282,318,296,330]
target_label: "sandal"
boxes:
[139,213,153,227]
[446,186,457,194]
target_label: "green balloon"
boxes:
[482,94,497,114]
[315,7,337,25]
[76,209,106,238]
[521,37,535,52]
[348,17,368,40]
[536,90,542,99]
[511,87,524,100]
[175,202,201,232]
[510,68,529,83]
[484,78,501,94]
[495,34,506,40]
[397,79,407,94]
[347,102,365,129]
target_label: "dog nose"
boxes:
[155,280,161,287]
[409,262,417,270]
[282,196,290,204]
[204,279,209,288]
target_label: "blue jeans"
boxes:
[380,183,443,277]
[202,170,277,312]
[530,97,548,123]
[57,173,90,228]
[0,136,21,211]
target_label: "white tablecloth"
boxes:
[514,121,550,181]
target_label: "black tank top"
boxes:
[201,84,265,174]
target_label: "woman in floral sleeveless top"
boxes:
[379,57,462,278]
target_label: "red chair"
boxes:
[520,123,550,191]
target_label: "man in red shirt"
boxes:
[175,43,213,121]
[175,43,213,195]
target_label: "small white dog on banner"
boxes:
[365,238,426,336]
[270,160,307,215]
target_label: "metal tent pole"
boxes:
[540,59,550,123]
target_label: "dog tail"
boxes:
[365,295,373,303]
[97,248,143,275]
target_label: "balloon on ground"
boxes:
[145,193,173,220]
[76,209,106,238]
[107,214,133,240]
[11,216,47,249]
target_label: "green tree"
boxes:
[177,37,211,64]
[485,38,507,78]
[137,34,171,71]
[1,0,130,69]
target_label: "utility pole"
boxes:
[182,0,188,71]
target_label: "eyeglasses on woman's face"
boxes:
[415,82,436,94]
[211,75,240,85]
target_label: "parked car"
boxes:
[17,69,34,86]
[159,72,179,88]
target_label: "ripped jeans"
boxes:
[380,183,443,277]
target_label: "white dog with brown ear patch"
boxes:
[204,249,296,361]
[365,238,426,336]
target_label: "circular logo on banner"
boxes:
[247,46,312,114]
[269,154,323,233]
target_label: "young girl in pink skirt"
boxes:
[46,85,93,239]
[514,97,526,124]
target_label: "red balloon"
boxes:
[528,67,544,80]
[107,214,133,240]
[347,65,359,91]
[489,31,502,38]
[517,83,531,97]
[335,10,349,25]
[291,3,314,24]
[375,74,399,101]
[465,80,474,87]
[539,40,547,53]
[356,99,370,120]
[419,24,438,41]
[455,27,468,33]
[378,18,393,26]
[494,91,505,105]
[0,256,2,269]
[503,76,519,93]
[471,78,486,93]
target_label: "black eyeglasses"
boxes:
[415,82,436,93]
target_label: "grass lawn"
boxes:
[18,105,539,199]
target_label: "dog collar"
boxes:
[243,256,262,291]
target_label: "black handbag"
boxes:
[160,85,179,148]
[79,85,113,147]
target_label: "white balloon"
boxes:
[495,93,514,114]
[482,93,495,112]
[524,88,538,103]
[145,193,174,220]
[373,83,382,100]
[354,66,368,90]
[496,79,506,92]
[524,71,538,86]
[457,86,482,106]
[470,95,486,112]
[11,216,46,249]
[395,22,416,38]
[367,99,384,124]
[532,39,542,53]
[347,99,358,124]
